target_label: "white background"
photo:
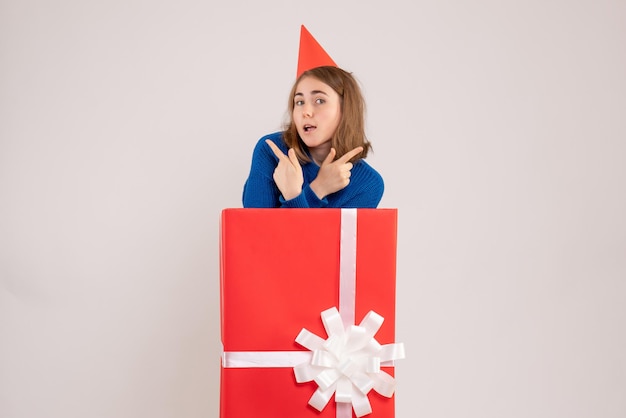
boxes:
[1,1,625,417]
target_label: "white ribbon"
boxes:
[339,208,358,328]
[221,209,405,418]
[294,307,405,417]
[222,351,312,368]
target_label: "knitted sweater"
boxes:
[242,132,384,208]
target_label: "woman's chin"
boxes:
[301,135,331,150]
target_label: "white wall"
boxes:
[1,1,625,417]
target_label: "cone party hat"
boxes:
[296,25,337,78]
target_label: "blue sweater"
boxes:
[242,132,384,208]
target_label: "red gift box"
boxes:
[220,209,400,418]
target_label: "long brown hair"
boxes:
[283,66,371,163]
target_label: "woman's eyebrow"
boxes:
[294,90,329,97]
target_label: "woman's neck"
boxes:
[309,142,332,166]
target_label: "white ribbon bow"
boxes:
[294,307,406,417]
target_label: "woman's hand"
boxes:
[311,146,363,200]
[266,140,304,201]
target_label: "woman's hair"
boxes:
[283,66,371,163]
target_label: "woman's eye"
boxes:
[315,98,325,104]
[295,100,304,106]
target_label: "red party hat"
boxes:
[296,25,337,78]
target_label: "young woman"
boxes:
[242,66,384,208]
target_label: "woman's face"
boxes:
[292,76,342,150]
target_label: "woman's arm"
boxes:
[242,135,282,208]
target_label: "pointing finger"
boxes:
[322,148,337,166]
[265,139,288,160]
[337,146,363,163]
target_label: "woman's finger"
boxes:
[336,146,363,163]
[265,139,288,160]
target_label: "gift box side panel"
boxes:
[220,209,343,351]
[220,210,226,347]
[355,209,398,344]
[220,366,336,418]
[220,366,395,418]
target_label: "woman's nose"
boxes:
[302,105,313,117]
